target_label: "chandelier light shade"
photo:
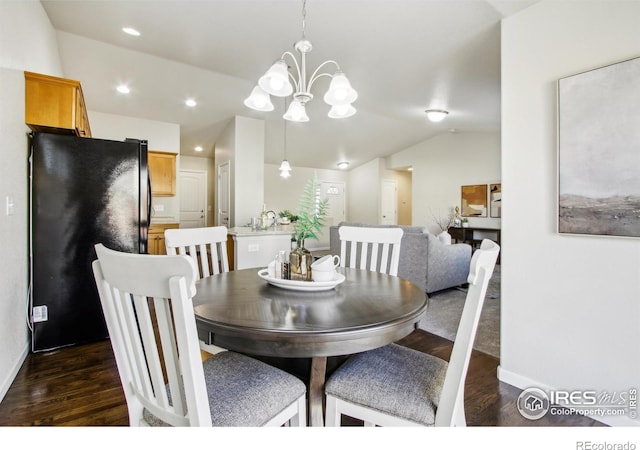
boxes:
[324,72,358,106]
[328,103,356,119]
[283,99,310,122]
[243,86,274,111]
[244,0,357,122]
[425,109,449,122]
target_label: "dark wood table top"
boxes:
[193,267,428,358]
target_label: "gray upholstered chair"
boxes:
[92,243,306,427]
[324,239,499,427]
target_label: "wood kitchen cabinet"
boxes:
[147,223,179,255]
[25,71,92,138]
[148,151,177,196]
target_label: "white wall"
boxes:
[388,131,501,234]
[89,111,181,224]
[234,116,264,226]
[0,2,62,402]
[215,116,264,227]
[500,1,640,426]
[264,164,347,215]
[347,158,383,224]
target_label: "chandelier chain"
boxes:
[301,0,307,39]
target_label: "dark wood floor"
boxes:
[0,329,602,427]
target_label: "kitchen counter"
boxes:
[227,226,294,270]
[227,225,294,237]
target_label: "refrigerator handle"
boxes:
[147,176,152,224]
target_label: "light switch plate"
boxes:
[6,196,15,216]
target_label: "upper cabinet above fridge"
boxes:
[24,71,92,138]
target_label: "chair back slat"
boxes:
[338,226,404,276]
[435,239,500,426]
[92,244,211,427]
[165,226,229,279]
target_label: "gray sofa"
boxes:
[329,222,472,294]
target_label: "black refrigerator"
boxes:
[29,132,150,352]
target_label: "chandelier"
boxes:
[244,0,357,122]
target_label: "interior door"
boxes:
[217,162,230,227]
[380,179,397,225]
[317,181,346,249]
[179,170,206,228]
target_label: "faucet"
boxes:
[266,210,277,228]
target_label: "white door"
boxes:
[217,162,230,227]
[316,181,346,249]
[380,179,397,225]
[179,170,207,228]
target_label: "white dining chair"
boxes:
[92,244,307,427]
[338,226,404,276]
[164,226,229,278]
[165,226,230,355]
[324,239,500,427]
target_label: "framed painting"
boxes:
[461,184,487,217]
[490,184,501,218]
[558,56,640,237]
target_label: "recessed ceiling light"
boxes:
[425,109,449,122]
[337,162,350,170]
[408,167,413,171]
[122,27,140,36]
[194,146,203,152]
[116,84,130,94]
[185,98,197,107]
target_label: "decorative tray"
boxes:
[257,269,345,292]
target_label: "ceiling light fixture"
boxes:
[122,27,140,36]
[425,109,449,122]
[185,98,197,107]
[244,0,357,122]
[337,162,349,170]
[116,84,130,94]
[194,146,203,152]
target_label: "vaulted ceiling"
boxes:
[41,0,537,169]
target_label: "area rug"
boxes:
[418,265,500,358]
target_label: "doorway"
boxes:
[380,179,397,225]
[217,161,230,227]
[179,170,207,228]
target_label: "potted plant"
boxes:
[462,218,469,228]
[290,178,329,281]
[277,210,298,224]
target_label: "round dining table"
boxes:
[193,267,428,427]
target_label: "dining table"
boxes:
[192,267,428,427]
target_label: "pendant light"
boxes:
[279,99,292,178]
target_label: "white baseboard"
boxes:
[497,364,640,427]
[0,341,29,404]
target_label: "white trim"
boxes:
[0,341,29,403]
[497,365,640,427]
